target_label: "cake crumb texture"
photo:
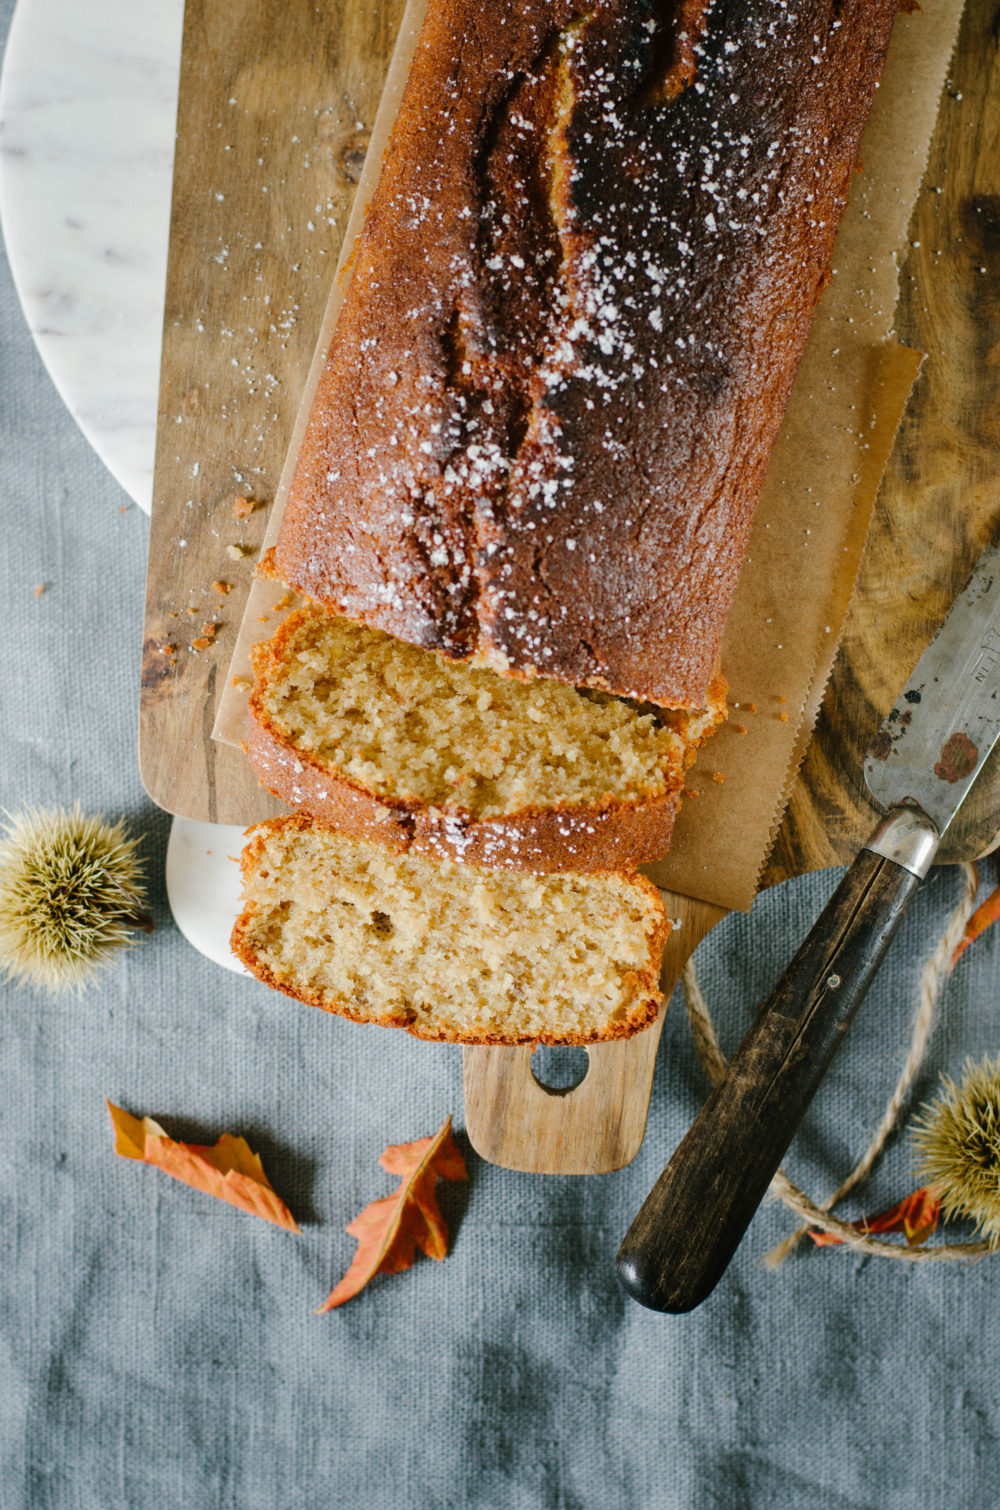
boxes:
[231,816,668,1044]
[251,607,722,817]
[246,606,725,872]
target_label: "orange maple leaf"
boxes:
[807,1187,941,1248]
[952,881,1000,967]
[318,1115,468,1311]
[107,1100,300,1231]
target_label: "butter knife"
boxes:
[617,537,1000,1312]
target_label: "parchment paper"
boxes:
[215,0,966,912]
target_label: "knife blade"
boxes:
[864,540,1000,837]
[617,536,1000,1313]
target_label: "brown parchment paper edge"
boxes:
[647,339,925,910]
[755,353,927,892]
[214,0,966,915]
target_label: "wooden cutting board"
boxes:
[141,0,1000,1170]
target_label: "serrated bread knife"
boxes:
[617,539,1000,1313]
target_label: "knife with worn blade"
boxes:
[617,538,1000,1313]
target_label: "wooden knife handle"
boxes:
[616,819,935,1313]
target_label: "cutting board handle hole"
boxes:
[530,1045,590,1096]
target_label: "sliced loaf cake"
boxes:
[231,815,669,1045]
[246,606,725,873]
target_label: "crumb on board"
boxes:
[736,725,747,735]
[231,676,251,691]
[227,543,249,560]
[778,712,789,722]
[213,580,233,594]
[33,584,47,597]
[684,789,700,799]
[232,496,257,518]
[711,771,726,784]
[273,591,294,611]
[190,622,220,652]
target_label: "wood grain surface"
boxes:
[140,0,404,821]
[763,0,1000,884]
[140,0,1000,1173]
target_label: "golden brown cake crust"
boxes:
[275,0,899,708]
[229,814,668,1045]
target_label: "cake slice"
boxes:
[231,815,669,1044]
[246,606,725,873]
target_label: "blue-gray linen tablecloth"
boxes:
[1,8,998,1505]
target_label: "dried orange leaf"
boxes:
[107,1100,299,1231]
[807,1187,941,1249]
[805,1227,846,1249]
[952,882,1000,966]
[894,1187,942,1246]
[318,1115,468,1311]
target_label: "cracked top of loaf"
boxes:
[275,0,898,709]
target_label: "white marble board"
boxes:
[0,0,246,972]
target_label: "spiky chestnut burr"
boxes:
[0,805,153,996]
[912,1055,1000,1249]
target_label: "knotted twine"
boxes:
[679,861,993,1265]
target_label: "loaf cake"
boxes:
[274,0,899,710]
[230,815,668,1044]
[246,605,726,872]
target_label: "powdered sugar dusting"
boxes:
[277,0,898,708]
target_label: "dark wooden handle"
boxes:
[616,849,924,1313]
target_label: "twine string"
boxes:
[679,864,992,1266]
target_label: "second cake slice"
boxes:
[247,605,725,873]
